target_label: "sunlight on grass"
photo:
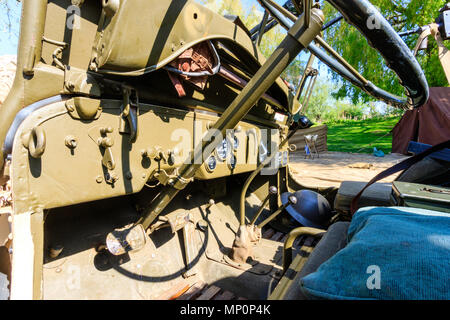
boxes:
[326,117,401,154]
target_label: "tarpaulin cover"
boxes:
[392,87,450,154]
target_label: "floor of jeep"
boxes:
[42,192,295,300]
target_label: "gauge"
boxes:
[216,139,230,161]
[259,140,268,164]
[228,154,237,170]
[232,135,239,150]
[282,151,288,166]
[273,151,281,168]
[206,155,217,172]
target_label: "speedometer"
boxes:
[216,139,230,161]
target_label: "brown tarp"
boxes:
[392,87,450,154]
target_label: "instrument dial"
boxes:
[206,155,217,172]
[216,139,231,161]
[228,154,237,170]
[233,135,239,150]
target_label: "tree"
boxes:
[322,0,448,104]
[198,0,304,87]
[0,0,20,38]
[302,79,335,121]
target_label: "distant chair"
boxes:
[304,134,320,159]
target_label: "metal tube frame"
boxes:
[282,227,326,273]
[136,8,325,231]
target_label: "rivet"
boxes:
[100,127,113,135]
[96,176,103,183]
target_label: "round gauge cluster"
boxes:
[206,136,240,173]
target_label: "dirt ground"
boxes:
[0,55,16,106]
[289,151,409,188]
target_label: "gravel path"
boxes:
[289,151,409,188]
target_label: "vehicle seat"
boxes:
[282,222,350,300]
[282,206,450,300]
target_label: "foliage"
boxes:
[322,0,449,104]
[198,0,304,86]
[198,0,446,120]
[326,116,401,153]
[302,79,375,122]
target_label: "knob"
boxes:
[288,195,298,205]
[269,186,278,195]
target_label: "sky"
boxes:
[0,0,21,55]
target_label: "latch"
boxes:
[120,85,139,143]
[154,169,193,190]
[97,127,115,171]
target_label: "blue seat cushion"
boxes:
[300,206,450,300]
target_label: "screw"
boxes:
[126,171,133,180]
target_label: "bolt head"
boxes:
[288,195,298,205]
[269,186,278,195]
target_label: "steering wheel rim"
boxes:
[259,0,429,110]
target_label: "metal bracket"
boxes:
[64,66,101,97]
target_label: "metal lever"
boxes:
[98,127,115,170]
[181,216,197,278]
[250,186,278,225]
[257,195,297,229]
[120,85,139,143]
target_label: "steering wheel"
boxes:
[258,0,429,110]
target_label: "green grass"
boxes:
[325,116,401,154]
